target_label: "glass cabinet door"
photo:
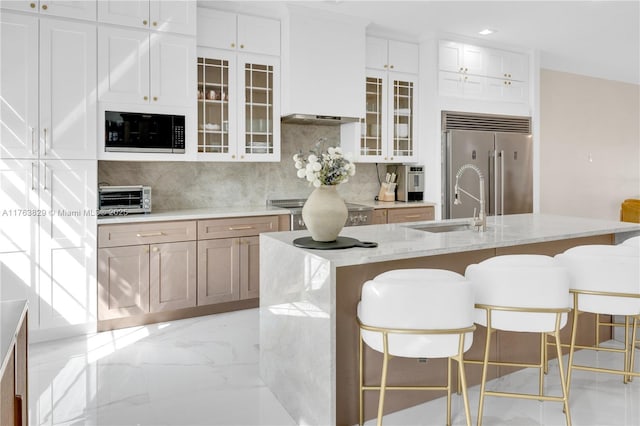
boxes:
[243,62,274,156]
[392,78,414,158]
[361,74,386,160]
[197,56,231,154]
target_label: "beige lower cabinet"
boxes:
[98,245,150,319]
[372,209,388,224]
[374,206,435,224]
[98,221,197,321]
[97,215,280,327]
[197,217,278,305]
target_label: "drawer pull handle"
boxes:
[137,232,165,237]
[228,226,254,231]
[404,214,421,218]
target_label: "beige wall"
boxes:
[540,69,640,220]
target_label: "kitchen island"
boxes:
[259,214,640,425]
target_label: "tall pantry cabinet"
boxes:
[0,10,97,335]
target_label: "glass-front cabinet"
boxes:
[197,49,279,161]
[359,71,417,163]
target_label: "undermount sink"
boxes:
[407,222,492,233]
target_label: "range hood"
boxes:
[281,5,366,126]
[281,114,361,125]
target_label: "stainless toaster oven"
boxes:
[98,185,151,215]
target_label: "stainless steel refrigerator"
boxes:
[442,129,533,219]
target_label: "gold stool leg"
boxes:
[624,316,631,384]
[359,330,364,426]
[595,313,601,348]
[539,332,545,397]
[628,316,638,383]
[554,314,572,426]
[566,294,580,401]
[376,333,390,426]
[544,332,549,375]
[456,335,472,426]
[447,356,452,426]
[477,311,492,426]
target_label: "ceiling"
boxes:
[200,1,640,85]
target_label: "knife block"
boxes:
[378,183,396,202]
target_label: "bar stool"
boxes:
[357,269,475,426]
[465,255,572,426]
[555,245,640,390]
[620,235,640,249]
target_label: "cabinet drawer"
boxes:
[387,207,434,224]
[198,216,279,240]
[99,221,197,247]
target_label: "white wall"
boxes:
[539,69,640,220]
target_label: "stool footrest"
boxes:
[571,365,640,377]
[484,390,566,403]
[362,385,449,391]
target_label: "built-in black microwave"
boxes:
[105,111,185,153]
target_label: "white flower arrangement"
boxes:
[293,138,356,188]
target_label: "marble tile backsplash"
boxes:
[98,124,383,210]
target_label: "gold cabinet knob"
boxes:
[390,156,394,160]
[143,20,148,26]
[231,154,236,159]
[153,21,157,27]
[240,155,244,159]
[240,44,244,49]
[143,96,148,101]
[459,67,463,72]
[390,65,394,69]
[508,81,512,85]
[144,247,150,253]
[30,2,36,8]
[464,76,468,80]
[384,64,388,68]
[41,4,48,10]
[464,67,468,72]
[504,81,508,85]
[153,96,158,101]
[231,43,235,48]
[508,73,512,78]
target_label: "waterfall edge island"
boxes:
[259,213,640,425]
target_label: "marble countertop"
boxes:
[96,200,438,225]
[1,299,27,376]
[262,213,640,267]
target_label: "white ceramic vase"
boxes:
[302,185,348,242]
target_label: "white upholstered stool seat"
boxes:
[555,244,640,389]
[620,235,640,250]
[357,269,475,426]
[465,255,572,426]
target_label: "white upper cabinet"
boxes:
[98,0,196,36]
[438,39,529,102]
[98,26,195,107]
[197,8,280,56]
[439,40,484,75]
[485,48,529,82]
[40,18,97,159]
[0,12,38,159]
[366,37,419,74]
[1,1,96,21]
[1,12,97,160]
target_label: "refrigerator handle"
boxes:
[488,149,500,216]
[500,150,505,215]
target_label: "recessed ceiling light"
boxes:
[478,29,496,36]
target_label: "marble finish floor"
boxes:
[30,308,639,425]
